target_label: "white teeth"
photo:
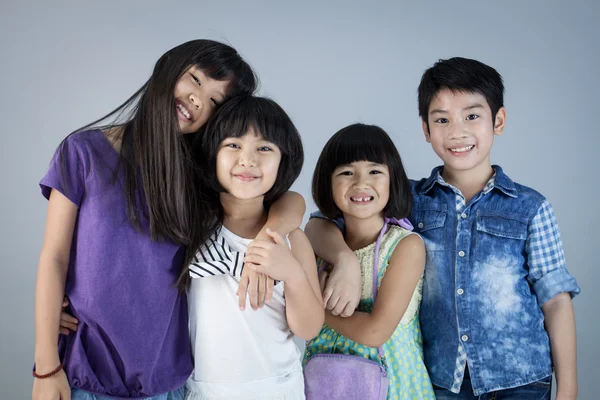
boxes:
[177,104,191,119]
[450,145,474,153]
[351,196,373,202]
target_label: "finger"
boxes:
[60,321,78,331]
[243,254,266,266]
[237,275,249,311]
[322,286,333,307]
[265,277,274,302]
[247,271,259,310]
[257,273,266,308]
[59,328,70,335]
[62,297,69,308]
[326,294,341,313]
[318,271,328,293]
[60,313,78,324]
[244,246,270,258]
[332,299,349,316]
[266,228,285,244]
[340,301,357,318]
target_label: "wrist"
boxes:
[34,347,60,370]
[332,249,356,266]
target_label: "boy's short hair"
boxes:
[198,95,304,206]
[312,123,412,219]
[418,57,505,126]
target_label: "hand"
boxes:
[322,251,361,317]
[59,297,78,335]
[236,264,268,311]
[245,229,302,284]
[236,228,277,311]
[32,368,70,400]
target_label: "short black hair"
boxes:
[418,57,504,127]
[312,123,412,219]
[197,95,303,207]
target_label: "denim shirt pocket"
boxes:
[413,202,447,251]
[475,212,528,269]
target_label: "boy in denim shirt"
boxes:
[306,57,580,399]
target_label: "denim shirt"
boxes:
[310,165,580,395]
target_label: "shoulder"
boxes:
[511,181,547,205]
[392,231,425,254]
[384,227,425,261]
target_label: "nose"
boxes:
[238,149,256,168]
[448,120,468,140]
[352,172,370,189]
[189,93,202,110]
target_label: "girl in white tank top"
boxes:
[184,96,323,400]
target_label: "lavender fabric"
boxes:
[304,354,388,399]
[39,130,193,398]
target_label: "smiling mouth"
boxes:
[176,103,192,121]
[234,174,258,182]
[350,196,374,203]
[449,145,474,153]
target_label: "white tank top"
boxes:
[186,226,303,399]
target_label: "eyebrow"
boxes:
[189,67,227,99]
[429,103,486,115]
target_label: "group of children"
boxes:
[33,39,580,400]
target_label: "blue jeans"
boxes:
[71,386,185,400]
[434,367,552,399]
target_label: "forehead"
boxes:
[429,88,490,113]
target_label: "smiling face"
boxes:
[173,66,230,134]
[216,127,282,202]
[424,88,506,177]
[331,160,390,221]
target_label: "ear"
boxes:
[422,120,431,143]
[493,107,507,136]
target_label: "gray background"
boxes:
[1,0,598,398]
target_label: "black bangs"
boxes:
[325,124,395,169]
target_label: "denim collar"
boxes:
[419,165,517,198]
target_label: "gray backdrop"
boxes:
[1,1,598,398]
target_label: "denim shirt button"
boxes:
[418,222,424,229]
[457,288,464,295]
[461,335,469,342]
[458,250,465,257]
[461,213,467,219]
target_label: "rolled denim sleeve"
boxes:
[526,200,580,305]
[309,210,345,232]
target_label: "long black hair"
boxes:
[58,39,257,270]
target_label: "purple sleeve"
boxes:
[39,136,86,207]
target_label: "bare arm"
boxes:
[305,218,361,316]
[33,189,77,399]
[323,234,425,347]
[263,191,305,237]
[285,229,324,340]
[542,293,578,400]
[245,229,324,340]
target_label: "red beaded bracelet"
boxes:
[32,364,63,379]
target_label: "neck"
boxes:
[442,161,494,203]
[220,193,267,239]
[343,213,385,251]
